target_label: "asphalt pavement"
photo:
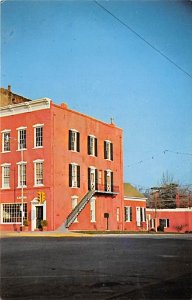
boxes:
[1,234,192,299]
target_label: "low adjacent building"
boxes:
[146,208,192,233]
[124,183,147,231]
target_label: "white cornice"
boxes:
[0,98,51,117]
[124,196,147,202]
[146,208,192,212]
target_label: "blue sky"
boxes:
[1,0,192,190]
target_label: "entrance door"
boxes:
[36,206,43,229]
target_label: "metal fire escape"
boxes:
[65,189,96,228]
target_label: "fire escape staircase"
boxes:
[65,189,96,228]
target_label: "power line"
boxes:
[127,149,192,168]
[94,1,192,80]
[163,150,192,156]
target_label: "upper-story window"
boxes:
[69,163,80,188]
[17,162,27,188]
[88,135,97,156]
[17,127,27,150]
[34,160,44,186]
[69,130,80,152]
[104,170,113,192]
[88,167,98,190]
[33,124,43,148]
[1,164,11,189]
[104,140,113,160]
[1,130,11,152]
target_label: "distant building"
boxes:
[124,183,147,231]
[0,86,31,107]
[0,91,124,232]
[146,208,192,233]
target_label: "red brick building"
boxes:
[146,208,192,233]
[124,183,147,231]
[0,97,124,231]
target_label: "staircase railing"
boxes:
[65,189,95,228]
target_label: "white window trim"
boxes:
[17,128,27,151]
[33,124,44,128]
[105,140,112,160]
[33,125,44,149]
[34,160,44,187]
[160,218,169,228]
[17,162,27,188]
[70,130,78,152]
[125,206,132,222]
[71,164,78,188]
[90,197,96,223]
[1,131,11,153]
[71,196,78,222]
[1,163,11,189]
[16,126,27,130]
[1,202,27,224]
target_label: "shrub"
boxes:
[23,219,29,226]
[41,220,48,227]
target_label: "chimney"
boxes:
[8,85,11,92]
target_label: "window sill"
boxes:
[1,187,10,190]
[1,151,11,154]
[33,146,43,149]
[17,186,27,189]
[16,149,27,152]
[34,184,44,187]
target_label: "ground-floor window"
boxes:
[124,206,132,222]
[159,218,169,228]
[1,203,27,223]
[116,207,120,222]
[140,207,146,222]
[90,197,96,222]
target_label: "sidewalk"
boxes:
[0,230,92,238]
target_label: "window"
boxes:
[116,207,120,222]
[71,196,78,222]
[90,197,96,222]
[124,206,132,222]
[88,167,98,190]
[1,164,10,189]
[1,203,27,223]
[69,130,80,152]
[140,207,146,222]
[34,125,43,148]
[18,128,26,149]
[2,131,10,152]
[104,170,113,192]
[69,164,80,188]
[18,163,26,187]
[34,160,44,186]
[104,140,113,160]
[88,136,97,156]
[159,218,169,228]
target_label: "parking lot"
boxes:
[1,234,192,299]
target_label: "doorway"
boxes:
[36,206,43,229]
